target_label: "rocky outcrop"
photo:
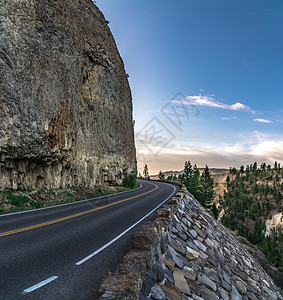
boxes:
[0,0,136,189]
[99,185,283,300]
[265,213,282,237]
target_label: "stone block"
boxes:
[169,197,181,205]
[98,273,142,299]
[131,223,158,250]
[156,207,173,221]
[162,281,182,300]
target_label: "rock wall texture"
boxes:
[0,0,136,189]
[98,185,283,300]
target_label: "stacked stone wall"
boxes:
[99,184,283,300]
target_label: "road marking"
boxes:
[0,184,143,217]
[0,184,157,238]
[22,276,58,293]
[75,182,176,265]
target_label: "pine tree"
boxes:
[211,202,219,219]
[181,161,193,190]
[200,165,214,208]
[158,171,165,181]
[190,165,201,199]
[184,161,193,179]
[143,164,150,180]
[226,175,230,186]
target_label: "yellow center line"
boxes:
[0,183,158,238]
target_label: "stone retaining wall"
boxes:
[98,185,283,300]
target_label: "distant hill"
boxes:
[151,168,229,179]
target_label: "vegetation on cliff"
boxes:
[220,162,283,268]
[0,181,139,215]
[158,160,282,268]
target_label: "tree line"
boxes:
[141,161,218,219]
[221,162,282,268]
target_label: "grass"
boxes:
[0,182,141,215]
[0,191,30,206]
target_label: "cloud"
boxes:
[250,140,283,158]
[222,116,238,121]
[254,118,273,124]
[136,131,283,174]
[184,95,256,114]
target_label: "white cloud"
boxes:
[184,95,256,114]
[250,140,283,158]
[222,116,238,121]
[136,130,283,174]
[254,118,273,124]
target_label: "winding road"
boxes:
[0,180,178,299]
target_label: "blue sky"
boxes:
[97,0,283,174]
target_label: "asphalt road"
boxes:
[0,180,178,299]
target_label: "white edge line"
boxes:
[75,182,176,265]
[0,183,143,218]
[22,276,58,293]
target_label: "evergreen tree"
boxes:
[143,164,150,180]
[191,165,201,200]
[184,161,193,179]
[211,202,219,219]
[200,165,214,208]
[158,170,165,181]
[226,175,230,186]
[181,161,193,190]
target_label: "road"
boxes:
[0,180,178,299]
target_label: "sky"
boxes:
[97,0,283,175]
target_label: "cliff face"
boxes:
[0,0,136,189]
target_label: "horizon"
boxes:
[98,1,283,174]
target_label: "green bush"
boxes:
[123,174,137,188]
[64,190,74,197]
[8,193,30,206]
[0,208,7,214]
[31,200,42,208]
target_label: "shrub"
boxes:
[64,190,74,197]
[31,200,42,208]
[8,193,30,206]
[0,208,7,214]
[123,174,137,188]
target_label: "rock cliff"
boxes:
[0,0,136,189]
